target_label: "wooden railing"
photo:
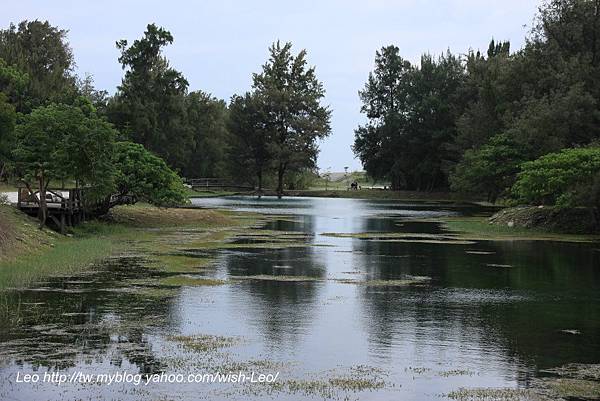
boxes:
[186,178,254,190]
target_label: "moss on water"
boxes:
[231,274,322,282]
[158,276,226,287]
[540,378,600,399]
[150,254,213,273]
[446,388,550,401]
[336,276,431,286]
[321,231,476,245]
[445,364,600,401]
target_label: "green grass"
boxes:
[441,217,600,242]
[0,218,149,289]
[0,235,118,289]
[0,203,248,289]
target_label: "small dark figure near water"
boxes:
[350,181,358,190]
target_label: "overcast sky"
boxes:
[3,0,541,171]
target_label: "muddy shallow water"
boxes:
[1,196,599,400]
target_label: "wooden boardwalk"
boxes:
[17,187,86,233]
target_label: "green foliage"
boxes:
[184,91,230,178]
[356,0,600,199]
[450,134,525,202]
[112,141,188,207]
[0,92,16,178]
[228,92,270,190]
[354,46,467,190]
[0,20,77,112]
[12,102,116,224]
[108,24,192,171]
[0,58,29,109]
[512,147,600,209]
[251,41,331,196]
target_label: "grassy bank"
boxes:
[441,216,600,243]
[242,188,483,203]
[0,203,252,289]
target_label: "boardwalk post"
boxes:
[60,212,66,234]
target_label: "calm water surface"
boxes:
[1,196,599,400]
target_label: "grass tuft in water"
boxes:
[169,334,241,352]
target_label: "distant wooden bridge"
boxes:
[186,178,254,191]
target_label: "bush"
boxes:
[112,141,188,208]
[450,134,525,203]
[512,147,600,209]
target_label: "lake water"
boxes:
[1,196,599,400]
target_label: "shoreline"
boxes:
[2,197,599,290]
[0,203,259,289]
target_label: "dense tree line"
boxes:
[0,19,331,226]
[4,0,599,218]
[354,0,600,206]
[0,21,188,225]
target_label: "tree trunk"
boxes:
[38,173,47,229]
[276,164,285,199]
[257,169,263,198]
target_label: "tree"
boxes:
[512,146,600,210]
[183,91,230,179]
[450,134,525,203]
[110,141,188,209]
[12,102,116,227]
[252,41,331,197]
[228,92,271,192]
[455,40,512,153]
[108,24,192,171]
[354,47,467,190]
[77,74,109,116]
[0,20,78,112]
[0,57,29,110]
[353,45,412,189]
[0,92,16,180]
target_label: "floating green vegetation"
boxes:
[321,232,457,239]
[150,254,213,273]
[159,276,226,287]
[437,369,476,377]
[231,274,322,282]
[446,388,550,401]
[321,231,475,245]
[268,365,388,399]
[541,363,600,381]
[538,378,600,399]
[535,363,600,399]
[169,334,241,352]
[405,366,432,375]
[337,276,431,287]
[179,227,315,251]
[446,364,600,401]
[214,358,289,372]
[133,287,179,299]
